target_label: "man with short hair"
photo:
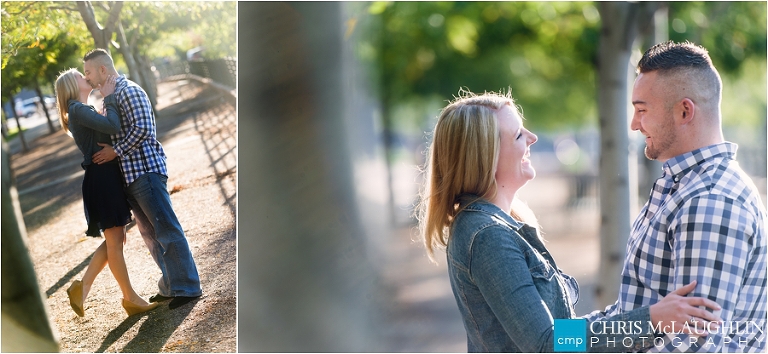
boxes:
[585,41,766,352]
[86,48,202,309]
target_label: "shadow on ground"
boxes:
[96,303,196,353]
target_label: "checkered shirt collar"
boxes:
[661,142,737,178]
[114,74,128,91]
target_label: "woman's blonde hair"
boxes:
[417,89,539,263]
[54,68,81,134]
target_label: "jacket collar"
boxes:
[457,194,525,230]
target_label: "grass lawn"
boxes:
[4,125,25,141]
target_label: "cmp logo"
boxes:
[554,319,587,352]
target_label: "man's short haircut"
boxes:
[83,48,111,63]
[637,40,722,105]
[637,40,714,73]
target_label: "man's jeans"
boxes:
[126,172,202,297]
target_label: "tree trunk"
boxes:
[33,80,55,134]
[237,2,378,351]
[9,94,27,153]
[77,1,109,50]
[12,115,26,153]
[1,140,59,352]
[76,1,123,52]
[137,54,158,112]
[595,2,657,308]
[115,22,158,112]
[2,109,9,139]
[115,21,143,88]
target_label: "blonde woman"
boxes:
[417,90,722,352]
[55,68,159,317]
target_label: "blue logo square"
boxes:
[554,318,587,352]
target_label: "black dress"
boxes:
[67,97,132,236]
[81,160,132,236]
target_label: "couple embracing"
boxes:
[419,41,765,352]
[55,49,202,317]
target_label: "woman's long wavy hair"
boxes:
[417,89,539,263]
[54,68,81,134]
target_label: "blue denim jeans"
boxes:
[126,172,202,297]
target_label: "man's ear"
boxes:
[678,98,695,125]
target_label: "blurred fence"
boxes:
[155,58,236,89]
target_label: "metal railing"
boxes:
[155,57,236,89]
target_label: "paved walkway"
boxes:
[8,78,236,352]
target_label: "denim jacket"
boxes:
[447,195,657,352]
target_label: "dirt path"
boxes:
[11,79,237,352]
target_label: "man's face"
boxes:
[82,59,104,89]
[631,71,678,162]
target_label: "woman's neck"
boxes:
[489,187,517,214]
[78,91,90,104]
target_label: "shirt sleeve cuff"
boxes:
[113,144,124,159]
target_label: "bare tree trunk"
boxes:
[238,2,378,351]
[115,20,143,88]
[9,94,28,153]
[33,80,55,134]
[76,1,123,51]
[12,116,27,153]
[137,54,158,112]
[595,2,657,308]
[1,140,58,352]
[115,22,157,112]
[2,110,9,139]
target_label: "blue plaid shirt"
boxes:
[108,76,168,186]
[585,142,766,352]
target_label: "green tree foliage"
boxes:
[2,13,82,101]
[119,1,236,61]
[357,2,602,131]
[2,1,235,105]
[356,2,766,132]
[668,2,766,74]
[667,2,767,129]
[2,1,91,103]
[1,2,91,68]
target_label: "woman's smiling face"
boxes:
[494,104,538,191]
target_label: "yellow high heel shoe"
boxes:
[66,280,85,317]
[121,299,160,316]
